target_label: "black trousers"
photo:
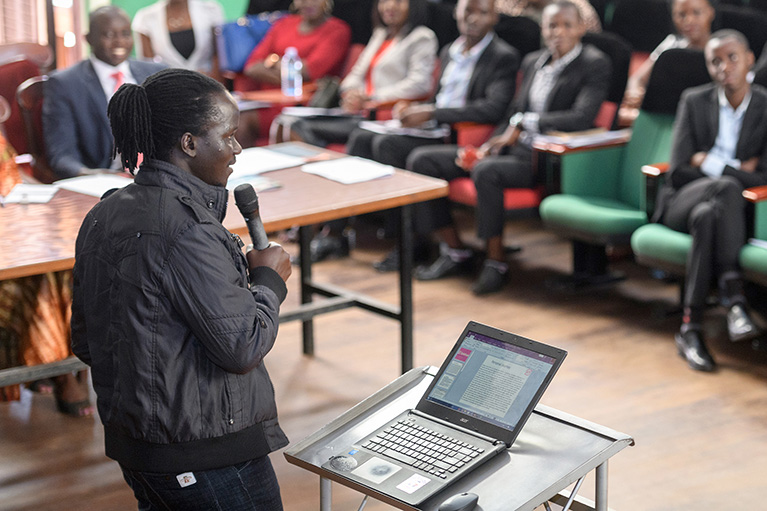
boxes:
[346,128,444,237]
[406,144,535,240]
[289,117,361,147]
[346,128,444,168]
[661,176,747,310]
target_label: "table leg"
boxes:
[595,460,608,511]
[320,476,332,511]
[398,205,414,374]
[299,225,315,355]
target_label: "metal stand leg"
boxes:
[356,495,369,511]
[299,225,315,355]
[561,476,585,511]
[595,461,608,511]
[398,205,414,374]
[320,477,332,511]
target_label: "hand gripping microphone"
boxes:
[234,184,270,250]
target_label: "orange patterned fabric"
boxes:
[0,273,74,401]
[0,135,73,400]
[0,131,22,197]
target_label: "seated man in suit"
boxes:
[408,0,610,294]
[43,6,165,179]
[337,0,519,267]
[655,30,767,372]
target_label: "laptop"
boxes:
[321,321,567,506]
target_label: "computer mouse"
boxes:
[328,455,357,471]
[437,492,479,511]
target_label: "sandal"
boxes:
[27,379,54,394]
[53,371,94,418]
[55,396,95,418]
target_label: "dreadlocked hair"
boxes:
[107,68,228,173]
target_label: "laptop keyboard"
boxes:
[361,418,484,479]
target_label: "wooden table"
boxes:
[0,143,448,385]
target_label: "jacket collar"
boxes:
[134,159,230,223]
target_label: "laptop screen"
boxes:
[416,322,566,446]
[424,330,557,431]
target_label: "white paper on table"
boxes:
[230,147,306,178]
[301,156,394,184]
[55,174,134,198]
[2,183,60,204]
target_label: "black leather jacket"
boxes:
[71,160,288,473]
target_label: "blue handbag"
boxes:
[215,11,285,73]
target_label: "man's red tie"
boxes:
[111,71,124,93]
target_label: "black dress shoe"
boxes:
[415,254,469,281]
[471,262,508,295]
[674,329,716,372]
[373,247,399,273]
[726,303,760,342]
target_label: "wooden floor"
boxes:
[2,214,767,511]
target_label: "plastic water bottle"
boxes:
[281,47,303,98]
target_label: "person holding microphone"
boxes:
[71,68,291,510]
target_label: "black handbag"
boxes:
[307,77,341,108]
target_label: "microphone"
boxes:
[234,184,270,250]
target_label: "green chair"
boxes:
[741,187,767,287]
[538,110,675,285]
[539,48,708,286]
[631,173,767,306]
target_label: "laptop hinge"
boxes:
[409,409,505,446]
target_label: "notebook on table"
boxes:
[322,321,567,506]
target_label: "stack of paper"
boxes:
[55,174,134,198]
[301,156,394,184]
[230,147,306,178]
[1,183,60,204]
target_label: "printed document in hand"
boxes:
[230,147,306,179]
[301,156,394,184]
[55,174,133,198]
[359,119,451,139]
[1,183,60,204]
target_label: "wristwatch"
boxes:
[264,53,280,69]
[509,112,524,130]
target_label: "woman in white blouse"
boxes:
[290,0,438,147]
[132,0,224,75]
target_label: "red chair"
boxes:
[446,122,544,213]
[447,30,631,217]
[0,43,53,156]
[0,58,41,156]
[16,76,56,184]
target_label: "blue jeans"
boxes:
[120,456,283,511]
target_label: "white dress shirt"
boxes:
[435,33,494,109]
[90,56,136,102]
[701,87,752,178]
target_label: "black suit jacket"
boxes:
[431,35,520,126]
[668,83,767,190]
[498,44,611,134]
[43,59,166,179]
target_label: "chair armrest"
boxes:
[641,162,669,177]
[451,122,495,147]
[743,186,767,203]
[744,186,767,240]
[641,162,668,217]
[532,129,631,156]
